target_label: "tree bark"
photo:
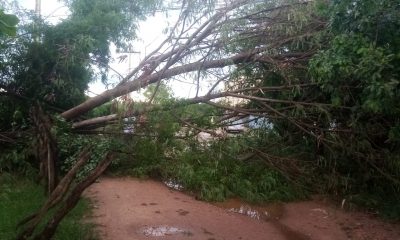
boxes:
[32,153,114,240]
[30,104,59,194]
[16,147,92,240]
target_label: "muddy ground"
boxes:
[85,177,400,240]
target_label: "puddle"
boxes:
[213,198,284,221]
[140,225,192,237]
[164,179,184,191]
[215,199,310,240]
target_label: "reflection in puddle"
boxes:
[214,198,284,221]
[215,199,310,240]
[229,205,262,219]
[164,180,184,191]
[140,225,189,237]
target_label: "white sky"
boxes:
[17,0,200,100]
[17,0,69,23]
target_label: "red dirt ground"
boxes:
[85,177,400,240]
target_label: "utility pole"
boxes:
[119,44,140,74]
[35,0,41,16]
[34,0,41,42]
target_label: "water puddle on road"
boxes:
[163,179,184,191]
[160,182,310,239]
[213,198,284,221]
[140,225,193,237]
[214,198,311,240]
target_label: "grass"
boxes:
[0,173,96,240]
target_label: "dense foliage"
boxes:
[0,0,159,170]
[0,0,159,131]
[218,0,400,216]
[1,0,399,227]
[110,98,304,203]
[0,1,159,237]
[112,0,400,218]
[309,0,400,217]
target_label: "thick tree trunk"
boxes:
[33,153,114,240]
[61,50,306,120]
[16,147,92,240]
[71,82,316,130]
[30,104,58,194]
[71,92,231,129]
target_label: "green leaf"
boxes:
[0,10,19,36]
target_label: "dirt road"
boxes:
[85,177,400,240]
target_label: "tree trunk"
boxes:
[30,104,58,194]
[61,50,306,120]
[32,153,114,240]
[16,147,92,240]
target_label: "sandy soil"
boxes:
[85,177,400,240]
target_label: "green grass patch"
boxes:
[0,174,96,240]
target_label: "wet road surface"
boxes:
[85,177,400,240]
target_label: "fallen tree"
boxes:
[4,0,400,238]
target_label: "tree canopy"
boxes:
[1,1,400,236]
[65,0,400,217]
